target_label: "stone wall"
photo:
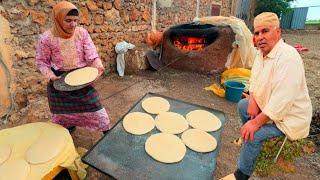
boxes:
[0,0,230,124]
[0,14,14,118]
[0,0,228,71]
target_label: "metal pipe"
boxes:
[196,0,200,19]
[273,136,288,163]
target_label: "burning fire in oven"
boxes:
[173,36,206,51]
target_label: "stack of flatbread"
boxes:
[0,124,70,180]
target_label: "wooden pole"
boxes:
[151,0,157,31]
[196,0,200,19]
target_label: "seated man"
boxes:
[222,12,312,180]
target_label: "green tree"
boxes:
[255,0,295,17]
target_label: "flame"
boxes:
[173,36,206,51]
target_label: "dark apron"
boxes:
[47,68,103,114]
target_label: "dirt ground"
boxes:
[2,31,320,179]
[69,30,320,180]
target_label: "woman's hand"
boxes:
[97,66,105,77]
[50,75,61,81]
[247,95,260,119]
[91,58,105,77]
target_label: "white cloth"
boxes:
[250,39,312,141]
[115,41,135,76]
[199,16,257,69]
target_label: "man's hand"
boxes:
[247,95,260,119]
[241,119,260,142]
[240,112,270,142]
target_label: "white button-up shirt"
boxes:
[250,39,312,140]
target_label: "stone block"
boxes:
[120,10,130,24]
[142,7,151,21]
[131,25,149,32]
[30,10,47,25]
[8,5,29,20]
[28,0,39,6]
[80,7,90,25]
[114,0,122,10]
[44,0,55,7]
[158,0,173,8]
[130,8,140,22]
[104,8,120,24]
[0,14,13,117]
[87,0,99,11]
[96,1,104,8]
[124,44,151,75]
[94,14,104,25]
[15,50,30,60]
[103,2,113,10]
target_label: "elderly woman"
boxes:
[35,1,110,133]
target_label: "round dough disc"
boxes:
[145,133,186,163]
[181,129,217,153]
[64,67,98,86]
[0,159,30,180]
[123,112,155,135]
[25,133,66,164]
[186,110,221,132]
[155,112,189,134]
[0,144,11,165]
[142,97,170,114]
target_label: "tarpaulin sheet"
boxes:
[82,93,226,180]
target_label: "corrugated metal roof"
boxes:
[291,7,309,29]
[281,11,293,29]
[281,7,309,29]
[235,0,250,27]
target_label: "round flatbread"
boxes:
[186,110,221,132]
[155,112,189,134]
[181,129,217,153]
[142,97,170,114]
[64,67,98,86]
[123,112,155,135]
[25,133,66,164]
[0,144,11,165]
[0,159,30,180]
[145,133,186,163]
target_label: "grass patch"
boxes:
[305,20,320,25]
[305,22,320,25]
[255,137,314,177]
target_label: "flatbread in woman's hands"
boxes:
[64,67,98,86]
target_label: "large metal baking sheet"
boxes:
[82,92,226,180]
